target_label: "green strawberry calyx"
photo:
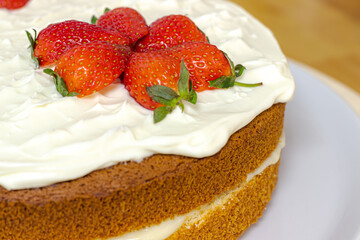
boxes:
[209,52,263,88]
[25,29,40,68]
[43,69,79,97]
[91,8,111,24]
[146,60,197,123]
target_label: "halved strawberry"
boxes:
[44,41,131,98]
[93,7,149,45]
[26,20,130,67]
[135,15,208,52]
[0,0,29,9]
[123,51,196,122]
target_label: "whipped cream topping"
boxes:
[0,0,295,190]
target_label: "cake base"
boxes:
[167,161,279,240]
[110,160,279,240]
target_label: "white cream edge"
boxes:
[104,133,285,240]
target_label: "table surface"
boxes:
[230,0,360,94]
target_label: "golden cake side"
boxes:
[167,161,279,240]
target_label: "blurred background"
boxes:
[232,0,360,94]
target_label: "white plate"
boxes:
[240,62,360,240]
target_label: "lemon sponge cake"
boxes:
[0,0,295,239]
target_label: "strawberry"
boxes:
[44,41,131,98]
[93,7,148,45]
[26,20,130,67]
[135,15,208,52]
[0,0,29,9]
[163,42,261,92]
[164,42,231,92]
[123,51,196,122]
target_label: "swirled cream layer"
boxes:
[0,0,295,190]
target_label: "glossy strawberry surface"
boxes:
[54,41,131,97]
[165,42,232,92]
[96,7,148,45]
[0,0,29,9]
[123,51,181,110]
[135,15,208,52]
[33,20,130,67]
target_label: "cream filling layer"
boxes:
[105,133,285,240]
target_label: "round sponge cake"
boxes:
[0,0,295,239]
[0,103,285,239]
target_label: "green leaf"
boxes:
[43,69,79,97]
[222,51,235,75]
[154,106,173,123]
[184,81,197,104]
[148,60,197,123]
[25,29,39,68]
[177,60,197,104]
[91,15,98,24]
[178,102,185,112]
[104,8,111,13]
[26,30,36,50]
[146,85,179,106]
[177,60,190,97]
[67,91,80,97]
[234,64,246,77]
[209,75,234,88]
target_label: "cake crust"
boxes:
[0,103,285,240]
[167,161,279,240]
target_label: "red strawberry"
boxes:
[164,42,231,92]
[164,42,262,92]
[93,7,148,45]
[123,51,196,122]
[26,20,130,67]
[44,41,131,98]
[0,0,29,9]
[135,15,208,52]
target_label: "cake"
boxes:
[0,0,295,239]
